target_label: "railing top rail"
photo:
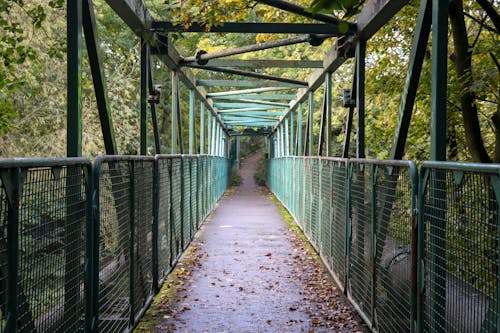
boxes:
[0,157,90,168]
[422,160,500,174]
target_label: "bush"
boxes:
[230,165,241,186]
[254,158,267,186]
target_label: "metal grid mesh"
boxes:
[320,160,332,263]
[349,162,372,319]
[0,176,6,333]
[422,166,499,333]
[310,160,320,245]
[375,166,413,333]
[182,158,192,247]
[132,160,154,319]
[18,166,88,333]
[170,159,183,260]
[157,159,172,277]
[331,160,347,288]
[97,161,131,333]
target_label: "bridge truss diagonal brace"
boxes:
[105,0,228,134]
[271,0,408,134]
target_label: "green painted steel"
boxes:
[202,59,323,68]
[267,157,419,332]
[0,158,92,333]
[211,93,296,101]
[356,41,366,159]
[196,80,303,88]
[200,103,205,154]
[308,92,314,156]
[0,155,229,333]
[214,102,288,109]
[189,90,195,154]
[297,104,303,156]
[325,72,332,156]
[171,72,179,154]
[67,1,83,157]
[140,41,148,155]
[83,0,118,155]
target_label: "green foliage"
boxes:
[254,156,267,186]
[230,164,241,186]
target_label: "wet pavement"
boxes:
[136,153,366,333]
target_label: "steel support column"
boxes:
[67,0,82,157]
[290,111,295,156]
[284,117,290,156]
[200,102,205,154]
[308,91,314,156]
[356,41,366,159]
[171,71,179,154]
[297,103,303,156]
[325,72,332,156]
[140,39,148,155]
[189,89,195,154]
[428,1,449,332]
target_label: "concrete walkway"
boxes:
[136,153,365,333]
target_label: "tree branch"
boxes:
[476,0,500,32]
[463,11,497,33]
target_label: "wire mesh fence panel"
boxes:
[156,158,172,278]
[190,157,198,232]
[374,165,414,333]
[349,162,373,320]
[96,160,131,333]
[0,175,6,333]
[331,159,347,289]
[320,160,332,263]
[170,159,183,260]
[182,158,192,248]
[2,161,90,333]
[132,160,154,320]
[303,159,312,236]
[310,160,320,246]
[421,162,499,333]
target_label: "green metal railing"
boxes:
[269,157,500,333]
[0,155,228,333]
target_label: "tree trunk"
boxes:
[449,0,492,162]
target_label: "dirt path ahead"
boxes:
[136,152,366,333]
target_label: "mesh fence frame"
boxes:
[320,159,332,264]
[349,162,373,320]
[170,159,183,260]
[157,158,172,278]
[0,160,90,333]
[181,158,192,248]
[331,159,347,289]
[422,163,500,333]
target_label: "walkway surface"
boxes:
[136,153,366,333]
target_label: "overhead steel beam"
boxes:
[227,99,289,107]
[105,1,228,133]
[216,107,278,113]
[271,0,408,133]
[207,87,292,97]
[211,93,296,101]
[221,115,280,121]
[218,111,285,116]
[214,102,288,109]
[105,0,152,31]
[205,59,323,68]
[187,65,308,86]
[153,21,346,35]
[254,0,356,31]
[182,36,325,64]
[197,80,303,88]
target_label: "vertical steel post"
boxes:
[325,72,332,156]
[129,161,135,327]
[285,117,290,156]
[298,103,303,156]
[290,110,295,156]
[5,168,20,333]
[308,92,314,156]
[189,90,195,154]
[140,40,148,155]
[171,72,178,154]
[152,159,159,293]
[356,41,366,159]
[207,113,212,154]
[211,117,216,155]
[428,1,448,332]
[200,103,205,154]
[67,0,82,157]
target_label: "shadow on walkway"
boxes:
[136,152,366,333]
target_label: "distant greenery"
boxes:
[254,156,267,186]
[230,165,241,186]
